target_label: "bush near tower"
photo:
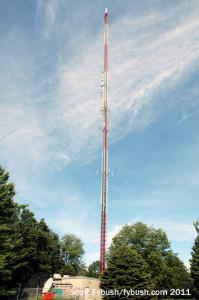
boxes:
[100,244,155,300]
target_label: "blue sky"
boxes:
[0,0,199,268]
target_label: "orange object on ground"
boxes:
[42,292,54,300]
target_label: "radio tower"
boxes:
[99,7,109,276]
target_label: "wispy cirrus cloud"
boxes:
[1,2,198,171]
[0,1,198,267]
[36,0,58,39]
[52,3,199,164]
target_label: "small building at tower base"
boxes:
[43,274,101,299]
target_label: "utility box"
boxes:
[42,292,54,300]
[52,288,62,297]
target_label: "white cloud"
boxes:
[107,219,196,249]
[53,151,71,169]
[144,220,196,242]
[90,239,99,244]
[107,224,123,248]
[51,4,199,164]
[107,217,141,248]
[36,0,58,38]
[0,1,197,270]
[0,2,198,227]
[1,2,198,171]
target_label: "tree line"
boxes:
[0,165,199,299]
[0,166,86,298]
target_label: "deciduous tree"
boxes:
[61,234,85,275]
[88,260,99,278]
[110,222,191,291]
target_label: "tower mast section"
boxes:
[99,7,109,276]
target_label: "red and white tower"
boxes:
[99,7,109,276]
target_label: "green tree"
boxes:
[0,165,64,296]
[110,222,191,291]
[190,220,199,298]
[61,234,85,275]
[0,166,28,297]
[77,265,89,277]
[88,260,99,278]
[100,245,154,299]
[77,269,89,276]
[36,218,63,275]
[48,231,64,274]
[0,166,16,296]
[18,207,63,282]
[17,207,39,281]
[1,198,63,289]
[162,251,192,294]
[110,222,170,288]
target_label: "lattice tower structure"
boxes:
[99,7,109,277]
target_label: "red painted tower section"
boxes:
[99,8,109,277]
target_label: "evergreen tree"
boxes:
[18,207,63,282]
[100,245,154,300]
[0,188,64,292]
[18,207,39,280]
[0,164,86,295]
[0,166,25,297]
[36,218,63,275]
[190,220,199,298]
[36,218,55,274]
[48,231,64,274]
